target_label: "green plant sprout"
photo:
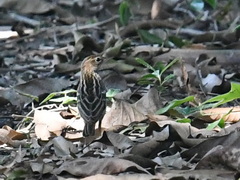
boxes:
[40,89,77,105]
[156,96,195,114]
[135,57,179,90]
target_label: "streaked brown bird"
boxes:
[77,55,106,137]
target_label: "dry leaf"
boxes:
[54,157,149,176]
[0,128,12,145]
[159,169,236,180]
[34,110,85,140]
[34,110,67,140]
[194,106,240,122]
[0,126,27,145]
[82,174,161,180]
[102,99,146,129]
[0,0,55,14]
[52,136,77,157]
[30,161,54,174]
[106,131,134,150]
[134,87,162,115]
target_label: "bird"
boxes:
[77,55,106,137]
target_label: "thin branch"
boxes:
[1,15,119,46]
[8,13,41,26]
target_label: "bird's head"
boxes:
[81,55,103,74]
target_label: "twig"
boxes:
[170,28,205,36]
[0,62,52,73]
[1,15,119,46]
[9,13,41,26]
[12,114,34,119]
[119,20,178,37]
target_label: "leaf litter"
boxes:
[1,0,240,179]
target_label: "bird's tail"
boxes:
[83,123,95,137]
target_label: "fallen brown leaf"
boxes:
[54,157,149,177]
[194,106,240,122]
[82,173,161,180]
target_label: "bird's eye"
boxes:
[95,57,102,62]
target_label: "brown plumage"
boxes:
[77,55,106,137]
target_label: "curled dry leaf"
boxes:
[155,120,200,139]
[193,106,240,123]
[34,110,84,140]
[2,125,26,141]
[102,88,162,129]
[34,110,67,141]
[0,125,26,146]
[54,157,149,177]
[147,121,210,147]
[147,114,173,121]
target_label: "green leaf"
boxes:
[204,0,217,9]
[50,96,77,104]
[140,73,159,80]
[7,169,27,180]
[159,58,179,77]
[106,88,121,98]
[168,36,186,48]
[138,79,155,86]
[176,118,191,123]
[144,73,159,79]
[206,118,225,130]
[156,96,195,114]
[135,58,155,71]
[234,24,240,31]
[62,89,77,94]
[40,92,58,105]
[119,1,131,26]
[190,0,204,12]
[138,29,163,45]
[162,74,175,84]
[154,61,165,71]
[40,89,77,105]
[206,107,232,130]
[202,83,240,107]
[138,73,159,85]
[175,106,199,116]
[62,97,77,105]
[14,89,39,102]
